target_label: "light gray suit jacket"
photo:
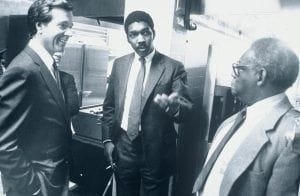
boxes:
[194,96,300,196]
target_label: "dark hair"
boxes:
[250,37,299,90]
[124,10,154,34]
[27,0,73,38]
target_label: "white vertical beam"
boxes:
[202,44,217,141]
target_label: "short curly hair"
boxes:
[27,0,73,38]
[249,37,299,90]
[124,10,154,34]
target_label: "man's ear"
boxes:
[126,34,130,43]
[35,22,43,35]
[152,29,156,39]
[257,68,267,86]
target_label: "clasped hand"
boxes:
[154,92,180,113]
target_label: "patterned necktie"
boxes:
[127,57,146,141]
[192,108,247,193]
[53,63,65,101]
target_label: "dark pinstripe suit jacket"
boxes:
[0,46,72,196]
[102,51,192,178]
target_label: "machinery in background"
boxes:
[71,104,111,194]
[58,33,111,194]
[208,85,244,141]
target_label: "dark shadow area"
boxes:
[174,67,208,196]
[280,0,300,8]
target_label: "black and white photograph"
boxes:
[0,0,299,196]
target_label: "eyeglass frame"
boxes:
[232,61,259,77]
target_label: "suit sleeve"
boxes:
[167,62,193,123]
[266,127,300,195]
[0,67,40,194]
[266,144,300,195]
[102,62,117,142]
[60,71,80,117]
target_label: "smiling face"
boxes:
[126,21,155,57]
[39,7,73,55]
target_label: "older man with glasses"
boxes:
[193,37,300,196]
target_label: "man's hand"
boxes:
[104,141,115,166]
[154,92,180,114]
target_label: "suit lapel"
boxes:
[118,53,134,112]
[24,46,69,123]
[141,52,166,110]
[220,97,292,196]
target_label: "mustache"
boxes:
[137,43,147,49]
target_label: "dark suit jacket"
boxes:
[193,97,300,196]
[0,46,72,196]
[60,71,79,117]
[102,51,192,178]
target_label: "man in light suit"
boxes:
[0,0,73,195]
[193,37,300,196]
[102,11,192,196]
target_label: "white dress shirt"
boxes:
[28,39,56,80]
[120,49,155,131]
[201,93,286,196]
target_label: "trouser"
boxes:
[113,129,170,196]
[6,163,69,196]
[6,175,69,196]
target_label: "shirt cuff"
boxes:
[32,188,41,195]
[103,139,113,144]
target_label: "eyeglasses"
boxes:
[232,62,252,77]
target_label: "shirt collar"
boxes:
[28,39,54,69]
[246,92,286,119]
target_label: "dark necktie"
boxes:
[0,62,4,77]
[53,63,65,101]
[127,57,146,141]
[192,108,247,193]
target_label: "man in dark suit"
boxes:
[193,38,300,196]
[0,0,74,195]
[102,11,192,196]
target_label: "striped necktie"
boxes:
[192,108,247,193]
